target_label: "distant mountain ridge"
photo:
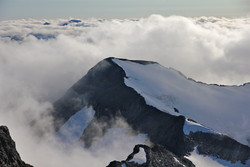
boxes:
[53,57,250,167]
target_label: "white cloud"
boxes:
[0,15,250,166]
[2,15,250,87]
[0,92,147,167]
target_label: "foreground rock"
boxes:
[0,126,32,167]
[107,144,195,167]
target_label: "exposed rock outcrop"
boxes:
[107,144,195,167]
[189,132,250,163]
[0,126,32,167]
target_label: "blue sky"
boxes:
[0,0,250,19]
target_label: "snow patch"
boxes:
[183,118,216,135]
[173,157,186,167]
[57,106,95,142]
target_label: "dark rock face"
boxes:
[107,144,195,167]
[107,161,122,167]
[53,57,250,164]
[189,132,250,163]
[0,126,32,167]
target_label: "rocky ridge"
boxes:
[107,144,195,167]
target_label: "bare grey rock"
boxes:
[107,144,195,167]
[0,126,33,167]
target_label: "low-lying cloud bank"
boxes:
[1,15,250,88]
[0,15,250,166]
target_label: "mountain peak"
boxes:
[53,57,250,166]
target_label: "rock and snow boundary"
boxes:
[112,58,250,146]
[54,57,250,167]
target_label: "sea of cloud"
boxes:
[0,15,250,166]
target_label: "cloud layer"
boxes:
[0,15,250,166]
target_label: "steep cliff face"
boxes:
[0,126,32,167]
[53,57,250,166]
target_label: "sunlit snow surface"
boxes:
[112,58,250,146]
[186,147,250,167]
[183,118,217,135]
[57,106,95,142]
